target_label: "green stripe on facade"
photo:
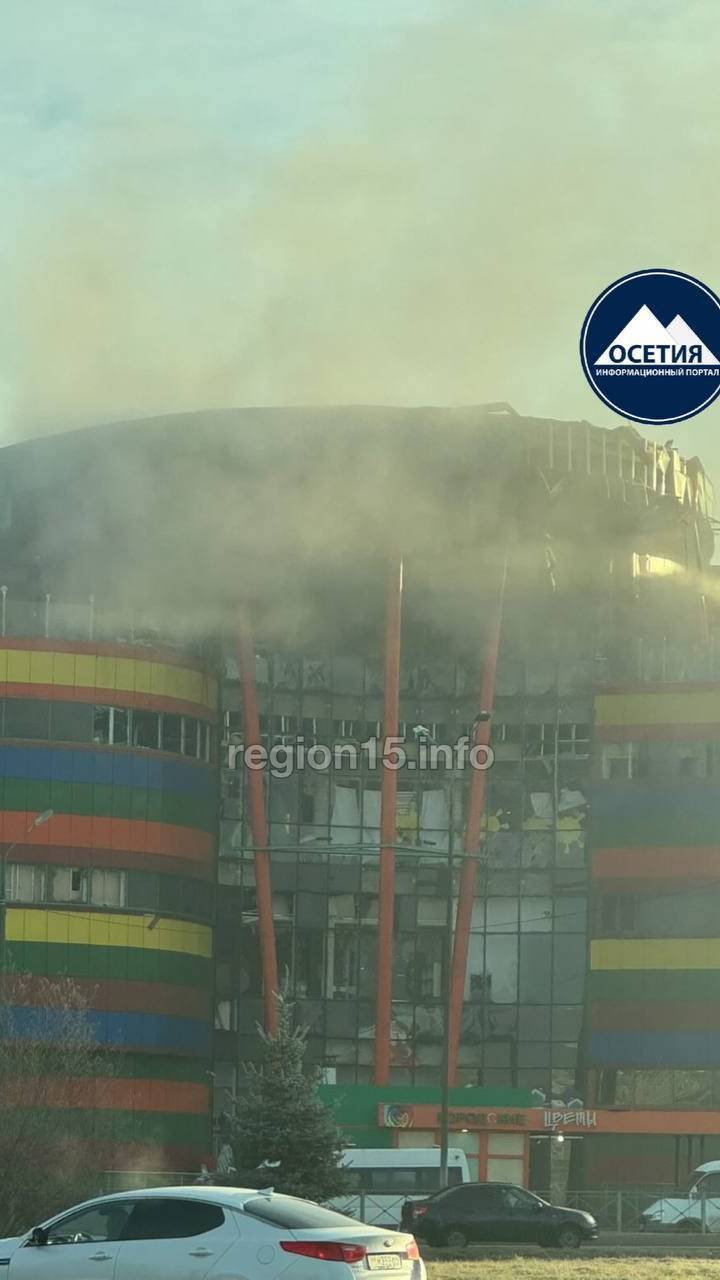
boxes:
[37,1053,210,1084]
[590,970,720,1001]
[0,778,216,831]
[109,1053,210,1083]
[7,941,211,985]
[15,1108,208,1145]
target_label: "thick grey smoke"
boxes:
[4,0,720,479]
[1,0,717,646]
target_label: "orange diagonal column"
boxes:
[237,615,279,1034]
[373,556,404,1085]
[447,553,508,1083]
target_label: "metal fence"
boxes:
[99,1174,720,1235]
[557,1187,720,1234]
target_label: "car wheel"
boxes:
[554,1225,582,1249]
[444,1228,469,1249]
[677,1219,702,1233]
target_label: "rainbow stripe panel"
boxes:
[590,685,720,1070]
[0,642,217,716]
[0,640,217,1169]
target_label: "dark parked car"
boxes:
[401,1181,598,1249]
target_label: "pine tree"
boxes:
[228,993,347,1203]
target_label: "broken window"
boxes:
[94,705,131,746]
[675,742,711,779]
[6,863,44,902]
[182,717,199,757]
[333,719,361,739]
[602,742,643,780]
[90,868,127,907]
[132,710,160,749]
[49,866,87,902]
[303,659,330,689]
[494,722,522,744]
[271,714,298,744]
[162,713,182,753]
[524,722,556,757]
[557,722,591,756]
[93,705,111,744]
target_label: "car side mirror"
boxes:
[29,1227,48,1247]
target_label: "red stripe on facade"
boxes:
[5,975,211,1019]
[591,1001,720,1033]
[0,812,212,860]
[593,848,720,880]
[5,1076,209,1114]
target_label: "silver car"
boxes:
[0,1185,425,1280]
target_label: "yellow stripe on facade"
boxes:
[6,909,212,958]
[595,691,720,727]
[0,649,217,713]
[591,938,720,971]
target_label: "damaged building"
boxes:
[0,404,718,1191]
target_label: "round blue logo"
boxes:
[580,269,720,425]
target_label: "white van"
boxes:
[642,1161,720,1232]
[329,1147,471,1226]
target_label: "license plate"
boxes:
[367,1255,404,1271]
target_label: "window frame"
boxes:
[119,1197,227,1241]
[43,1200,135,1245]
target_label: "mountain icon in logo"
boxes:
[594,303,720,366]
[665,314,720,365]
[581,269,720,425]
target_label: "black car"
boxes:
[401,1181,598,1250]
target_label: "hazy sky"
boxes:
[2,0,720,493]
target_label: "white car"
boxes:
[0,1185,425,1279]
[641,1162,720,1233]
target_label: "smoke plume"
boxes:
[4,0,720,477]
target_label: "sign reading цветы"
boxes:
[580,268,720,425]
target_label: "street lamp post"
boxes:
[0,809,54,978]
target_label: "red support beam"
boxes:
[373,556,404,1085]
[237,616,279,1035]
[447,553,509,1083]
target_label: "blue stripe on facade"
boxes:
[0,747,214,796]
[8,1006,211,1055]
[591,1030,720,1067]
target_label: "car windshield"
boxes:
[503,1187,543,1210]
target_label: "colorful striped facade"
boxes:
[0,639,218,1169]
[590,684,720,1079]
